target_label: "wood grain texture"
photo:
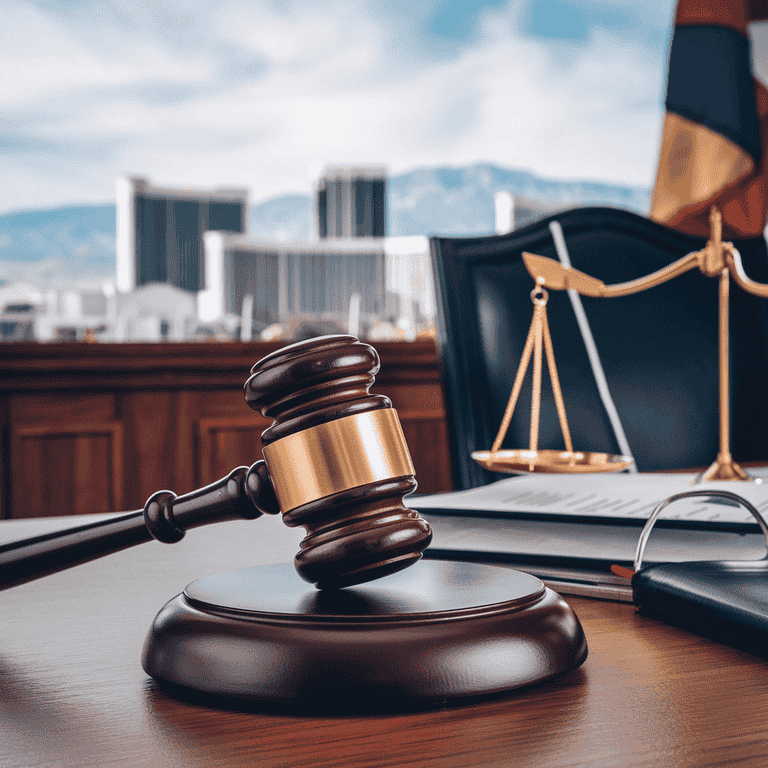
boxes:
[0,340,440,391]
[1,516,767,768]
[0,341,452,517]
[399,411,453,494]
[196,417,269,487]
[11,422,124,516]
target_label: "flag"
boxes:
[650,0,768,239]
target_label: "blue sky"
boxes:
[0,0,714,213]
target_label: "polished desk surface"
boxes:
[2,514,767,768]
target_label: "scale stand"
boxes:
[482,207,765,482]
[695,265,753,482]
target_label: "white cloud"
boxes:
[218,1,377,68]
[0,0,669,212]
[1,3,212,109]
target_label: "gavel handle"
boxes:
[0,462,278,591]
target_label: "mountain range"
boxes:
[0,163,650,288]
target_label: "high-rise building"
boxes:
[116,176,247,293]
[200,233,386,327]
[314,166,386,239]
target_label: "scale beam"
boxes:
[725,245,768,298]
[522,249,702,297]
[523,207,768,300]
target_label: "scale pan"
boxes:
[471,449,633,474]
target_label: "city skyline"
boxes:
[0,161,651,289]
[3,0,703,215]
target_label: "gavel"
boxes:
[0,335,433,591]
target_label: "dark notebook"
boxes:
[632,560,768,659]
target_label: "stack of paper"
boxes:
[409,470,768,602]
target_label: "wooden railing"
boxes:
[0,339,453,518]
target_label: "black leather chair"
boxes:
[430,207,768,490]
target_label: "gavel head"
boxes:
[244,334,432,590]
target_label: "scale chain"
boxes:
[491,301,540,453]
[542,308,574,454]
[491,288,575,459]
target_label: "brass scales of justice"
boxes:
[472,207,768,483]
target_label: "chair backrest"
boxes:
[430,207,768,490]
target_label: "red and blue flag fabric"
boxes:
[650,0,768,238]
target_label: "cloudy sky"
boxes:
[1,0,693,213]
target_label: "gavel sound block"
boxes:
[0,335,587,708]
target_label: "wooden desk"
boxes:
[2,515,767,768]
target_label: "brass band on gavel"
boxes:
[262,409,415,512]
